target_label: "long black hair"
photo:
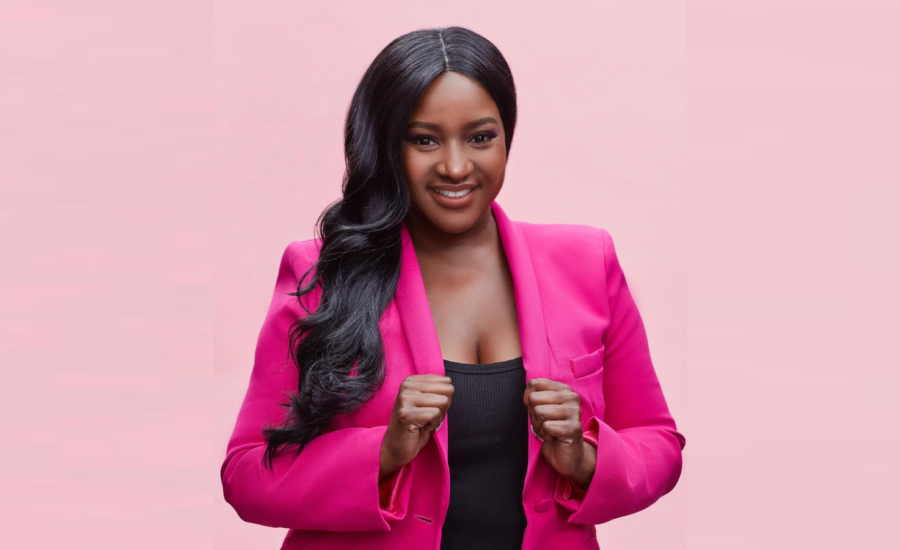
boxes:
[262,26,518,470]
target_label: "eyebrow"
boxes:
[406,116,499,132]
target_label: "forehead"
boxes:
[408,71,499,124]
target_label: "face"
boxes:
[401,71,507,236]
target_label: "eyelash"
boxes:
[408,132,496,147]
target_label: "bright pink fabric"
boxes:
[220,200,686,550]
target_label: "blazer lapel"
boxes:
[394,199,555,498]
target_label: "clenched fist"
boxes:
[523,378,596,491]
[379,374,455,483]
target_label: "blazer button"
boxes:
[534,498,553,513]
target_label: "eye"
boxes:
[470,132,496,144]
[407,135,437,147]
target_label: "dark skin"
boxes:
[379,72,596,492]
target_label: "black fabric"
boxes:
[439,355,529,550]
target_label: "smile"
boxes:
[434,188,473,198]
[430,186,478,208]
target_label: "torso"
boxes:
[418,237,522,364]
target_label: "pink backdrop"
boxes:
[1,1,897,549]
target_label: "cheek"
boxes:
[401,150,428,184]
[480,149,507,181]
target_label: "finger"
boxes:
[532,403,579,421]
[530,401,580,442]
[524,378,555,409]
[404,374,452,384]
[527,389,579,407]
[540,419,582,441]
[400,399,451,430]
[405,380,456,396]
[530,421,545,442]
[402,392,451,408]
[400,407,443,431]
[526,378,571,393]
[529,410,553,442]
[523,378,553,407]
[424,410,447,432]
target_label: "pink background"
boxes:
[1,1,897,549]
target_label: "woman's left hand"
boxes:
[523,378,596,490]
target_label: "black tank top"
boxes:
[440,355,529,550]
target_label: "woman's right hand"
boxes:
[379,374,454,482]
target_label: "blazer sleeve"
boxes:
[553,228,687,524]
[220,241,413,532]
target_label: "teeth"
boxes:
[435,188,472,198]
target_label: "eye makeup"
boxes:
[405,131,497,146]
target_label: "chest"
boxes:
[420,257,523,365]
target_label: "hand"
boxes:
[523,378,596,490]
[380,374,454,483]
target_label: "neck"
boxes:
[404,207,499,261]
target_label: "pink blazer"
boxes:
[220,200,686,550]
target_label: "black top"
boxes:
[439,355,529,550]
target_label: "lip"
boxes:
[430,185,478,208]
[430,183,478,192]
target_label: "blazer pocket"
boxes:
[569,345,606,417]
[570,344,605,379]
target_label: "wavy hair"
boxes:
[262,26,518,470]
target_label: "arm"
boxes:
[557,423,601,499]
[553,228,687,524]
[220,241,412,532]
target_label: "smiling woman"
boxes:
[220,25,685,550]
[402,73,507,224]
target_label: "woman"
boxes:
[220,26,686,550]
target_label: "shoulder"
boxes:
[273,238,324,311]
[514,221,627,292]
[279,237,323,272]
[515,220,614,261]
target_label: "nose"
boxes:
[436,141,473,181]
